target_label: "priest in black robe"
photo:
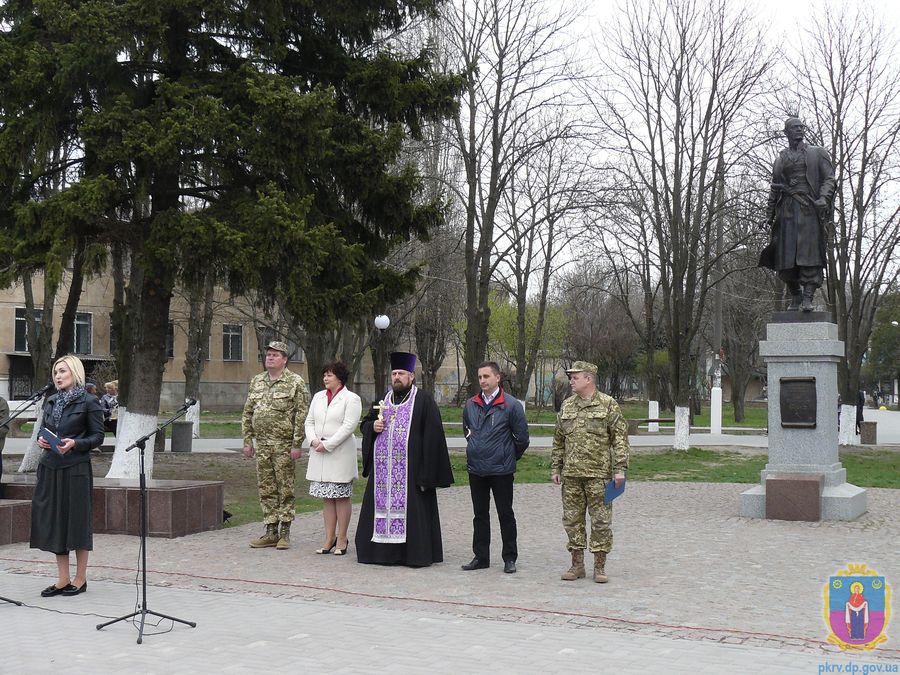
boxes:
[355,352,453,567]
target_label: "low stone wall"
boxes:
[1,475,224,539]
[0,499,31,545]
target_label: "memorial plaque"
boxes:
[780,377,817,428]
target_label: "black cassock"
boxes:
[355,389,453,567]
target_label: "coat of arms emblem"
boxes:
[824,563,891,651]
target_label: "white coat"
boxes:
[304,387,361,484]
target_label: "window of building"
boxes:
[14,308,43,352]
[166,321,175,358]
[222,323,243,361]
[109,319,118,355]
[74,312,92,354]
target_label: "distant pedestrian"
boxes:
[856,390,865,434]
[101,381,118,434]
[0,395,8,499]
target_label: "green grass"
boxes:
[179,401,769,438]
[841,451,900,489]
[18,400,768,439]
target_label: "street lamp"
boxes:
[893,321,899,405]
[373,315,391,395]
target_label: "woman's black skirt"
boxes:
[30,462,93,554]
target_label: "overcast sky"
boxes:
[580,0,899,41]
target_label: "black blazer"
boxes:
[40,390,105,469]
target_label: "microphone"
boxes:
[183,398,197,409]
[34,382,55,396]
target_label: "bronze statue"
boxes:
[759,117,835,312]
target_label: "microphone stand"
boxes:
[0,386,49,607]
[96,401,197,643]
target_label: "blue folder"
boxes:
[604,476,626,504]
[39,427,64,455]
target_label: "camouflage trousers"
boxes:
[561,476,613,553]
[256,443,296,524]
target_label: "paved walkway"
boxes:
[2,482,899,672]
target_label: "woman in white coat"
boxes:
[305,361,362,555]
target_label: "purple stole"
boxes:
[372,386,417,543]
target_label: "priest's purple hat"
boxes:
[390,351,417,373]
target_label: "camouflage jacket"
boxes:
[550,391,630,478]
[241,368,309,448]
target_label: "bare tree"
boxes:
[495,117,595,399]
[585,0,771,407]
[789,6,900,403]
[441,0,582,395]
[558,267,641,400]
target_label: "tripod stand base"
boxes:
[97,606,196,644]
[1,595,23,606]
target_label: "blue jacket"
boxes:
[463,389,530,477]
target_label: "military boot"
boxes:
[276,522,291,550]
[561,549,585,581]
[250,523,279,548]
[786,291,802,311]
[800,286,815,312]
[593,551,609,583]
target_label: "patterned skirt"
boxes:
[309,480,353,499]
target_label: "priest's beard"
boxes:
[391,383,412,402]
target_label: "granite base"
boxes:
[1,474,224,539]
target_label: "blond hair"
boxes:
[53,354,86,388]
[104,380,118,393]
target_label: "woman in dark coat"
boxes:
[31,355,105,597]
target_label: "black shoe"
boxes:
[41,583,74,598]
[315,539,337,554]
[61,582,87,596]
[461,558,489,571]
[504,560,517,574]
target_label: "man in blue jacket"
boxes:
[461,361,530,574]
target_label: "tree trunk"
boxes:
[106,273,173,479]
[55,238,87,359]
[16,406,45,473]
[22,270,57,388]
[183,271,215,437]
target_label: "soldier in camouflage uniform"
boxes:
[242,341,310,550]
[550,361,629,583]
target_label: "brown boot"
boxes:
[593,551,609,583]
[276,522,291,550]
[250,523,279,548]
[561,550,585,581]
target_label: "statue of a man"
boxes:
[759,117,835,312]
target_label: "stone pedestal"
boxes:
[172,421,194,452]
[739,314,867,521]
[710,387,723,434]
[859,421,877,445]
[648,401,659,432]
[2,474,224,538]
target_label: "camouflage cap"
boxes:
[565,361,598,376]
[266,341,290,356]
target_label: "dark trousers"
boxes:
[778,266,823,292]
[468,472,517,563]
